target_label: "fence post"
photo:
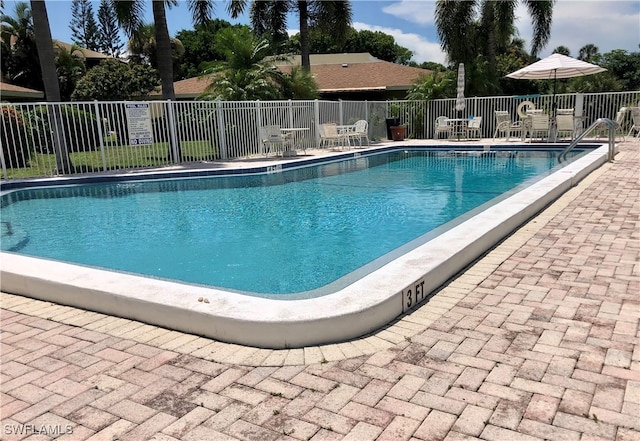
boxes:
[339,99,344,124]
[216,101,228,160]
[314,100,320,146]
[288,99,294,128]
[166,100,180,164]
[255,101,261,155]
[93,100,107,171]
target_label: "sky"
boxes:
[6,0,640,65]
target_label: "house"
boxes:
[1,39,111,102]
[168,53,431,101]
[0,81,44,101]
[52,40,111,69]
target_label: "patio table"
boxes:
[446,118,469,141]
[280,127,310,156]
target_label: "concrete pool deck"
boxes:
[1,140,638,440]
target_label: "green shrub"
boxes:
[26,105,101,153]
[1,106,32,168]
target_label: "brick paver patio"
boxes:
[1,143,638,441]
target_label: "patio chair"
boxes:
[555,109,575,141]
[434,116,451,139]
[613,107,627,141]
[319,123,348,150]
[465,116,482,140]
[345,120,370,147]
[528,113,550,142]
[493,111,522,141]
[259,125,292,157]
[628,107,640,139]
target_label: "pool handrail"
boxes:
[559,118,616,163]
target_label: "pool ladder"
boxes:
[558,118,617,163]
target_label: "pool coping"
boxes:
[0,144,610,348]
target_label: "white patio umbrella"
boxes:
[506,53,606,81]
[507,53,606,140]
[506,53,606,111]
[455,63,465,114]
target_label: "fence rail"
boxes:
[1,91,638,180]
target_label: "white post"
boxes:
[255,101,262,155]
[93,100,107,171]
[216,101,228,159]
[314,99,320,147]
[166,100,180,163]
[575,93,585,137]
[288,99,294,128]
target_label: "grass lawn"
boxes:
[3,140,218,179]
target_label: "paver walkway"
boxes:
[1,143,638,441]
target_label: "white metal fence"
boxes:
[1,91,638,180]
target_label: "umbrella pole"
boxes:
[550,70,558,142]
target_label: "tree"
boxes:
[405,71,455,101]
[601,48,640,92]
[70,0,100,51]
[199,27,289,100]
[0,1,42,91]
[293,27,413,64]
[30,0,72,173]
[175,19,235,79]
[280,65,319,99]
[114,0,246,101]
[435,0,553,94]
[250,0,352,71]
[553,45,571,56]
[55,42,86,100]
[71,58,159,101]
[126,23,184,79]
[97,0,123,57]
[578,44,600,63]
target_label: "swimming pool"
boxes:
[0,144,610,348]
[1,149,576,297]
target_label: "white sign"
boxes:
[125,103,153,145]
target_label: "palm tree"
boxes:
[199,27,287,101]
[1,1,42,90]
[126,23,185,80]
[30,0,72,173]
[435,0,554,93]
[250,0,352,71]
[578,44,600,63]
[55,42,86,101]
[114,0,247,100]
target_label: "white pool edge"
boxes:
[0,146,610,348]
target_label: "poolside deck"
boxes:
[1,140,638,441]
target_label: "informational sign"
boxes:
[125,103,153,145]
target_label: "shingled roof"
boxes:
[168,53,430,100]
[0,81,44,100]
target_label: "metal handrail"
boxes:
[558,118,616,163]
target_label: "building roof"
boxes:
[0,81,44,99]
[53,40,110,60]
[169,53,430,99]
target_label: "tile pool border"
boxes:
[0,144,610,348]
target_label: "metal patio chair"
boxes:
[493,111,522,141]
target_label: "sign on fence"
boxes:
[125,103,153,145]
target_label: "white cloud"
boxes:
[381,0,437,26]
[353,21,446,64]
[516,0,639,57]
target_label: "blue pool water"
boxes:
[1,149,580,296]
